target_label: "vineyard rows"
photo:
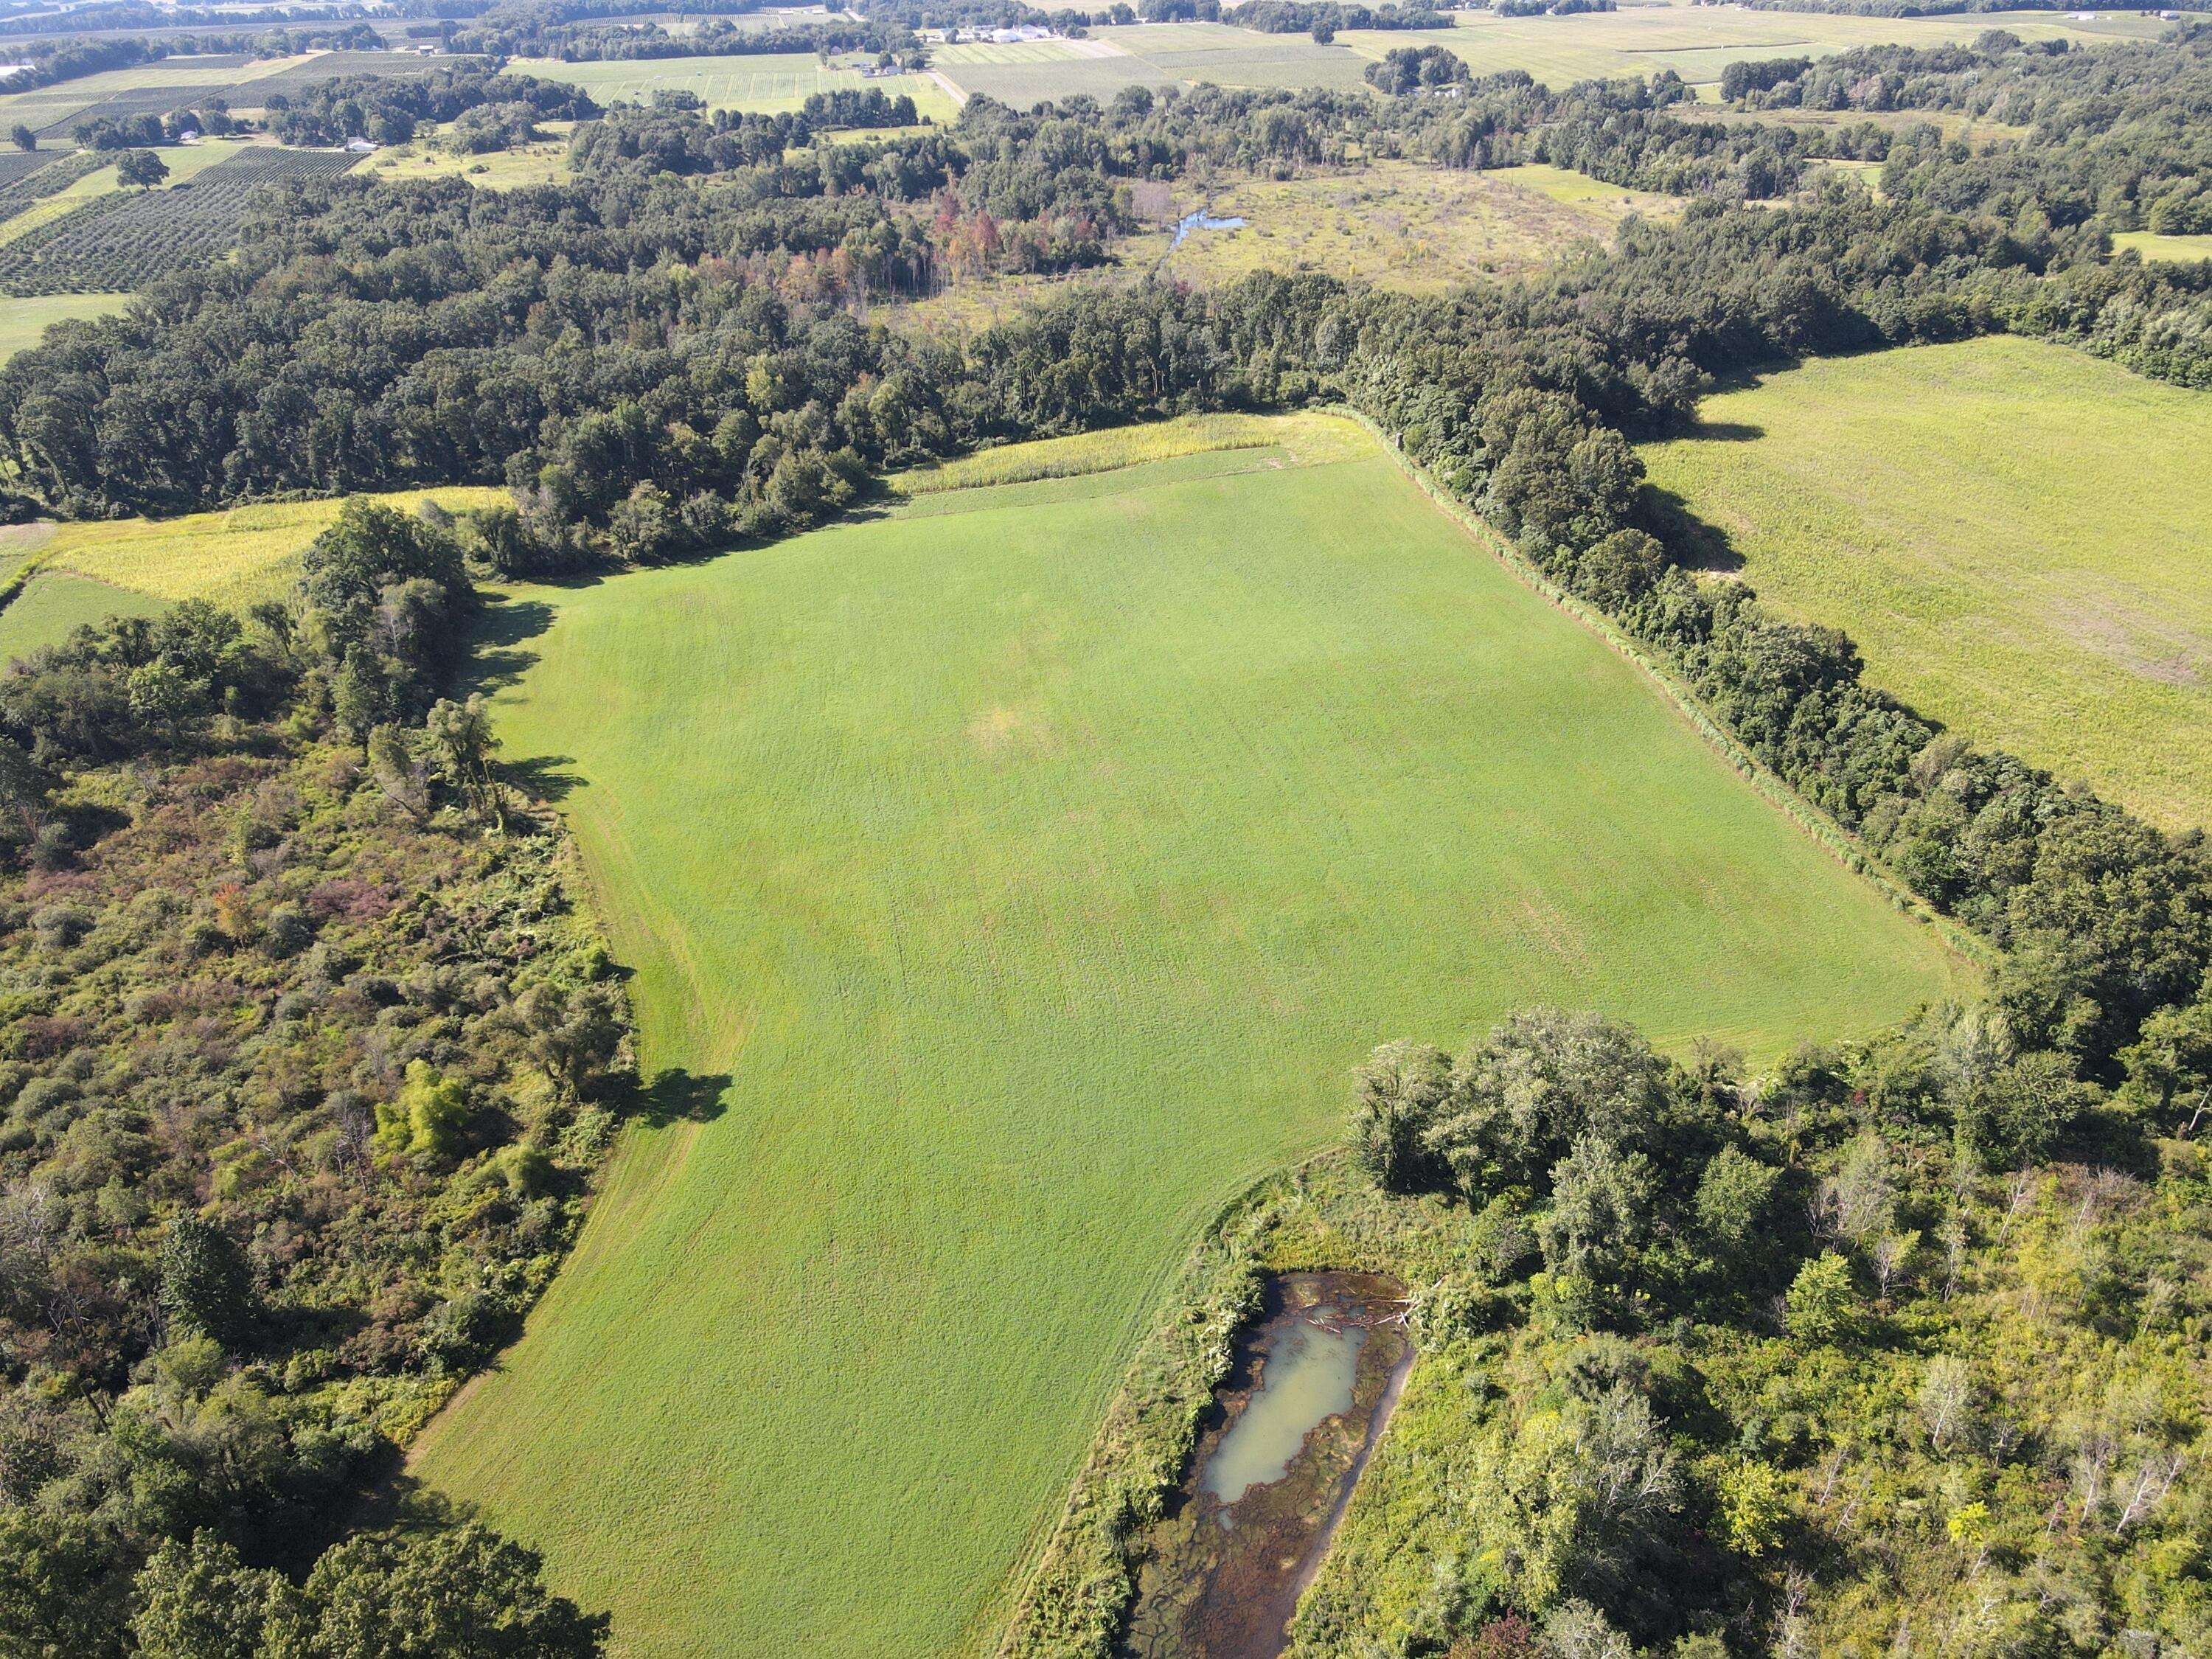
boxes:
[0,147,360,295]
[0,151,106,223]
[34,84,206,140]
[24,50,463,141]
[0,151,52,191]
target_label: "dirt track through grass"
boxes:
[412,415,1969,1657]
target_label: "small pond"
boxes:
[1122,1272,1412,1659]
[1170,209,1248,250]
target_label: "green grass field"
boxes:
[1336,5,2174,90]
[0,291,132,363]
[0,569,161,664]
[1640,335,2212,834]
[2112,229,2212,263]
[507,53,964,122]
[412,414,1967,1658]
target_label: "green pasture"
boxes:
[0,570,159,664]
[413,414,1968,1657]
[0,290,131,361]
[0,485,507,663]
[2112,229,2212,263]
[1641,335,2212,834]
[507,53,963,122]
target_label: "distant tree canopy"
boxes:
[262,67,597,148]
[1365,43,1473,94]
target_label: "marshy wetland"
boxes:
[1126,1273,1413,1659]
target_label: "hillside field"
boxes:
[1640,335,2212,834]
[0,487,507,664]
[411,412,1969,1657]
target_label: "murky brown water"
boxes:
[1122,1272,1412,1659]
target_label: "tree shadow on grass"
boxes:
[467,592,558,697]
[495,751,584,804]
[603,1065,733,1128]
[1639,481,1746,575]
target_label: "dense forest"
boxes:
[2,16,2211,1656]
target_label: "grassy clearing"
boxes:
[26,484,504,617]
[2112,229,2212,263]
[891,409,1361,491]
[0,291,131,362]
[1641,335,2212,834]
[1336,7,2173,91]
[413,412,1967,1658]
[508,53,962,122]
[362,124,579,191]
[0,570,161,664]
[1144,160,1672,292]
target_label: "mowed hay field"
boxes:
[917,6,2173,108]
[413,413,1969,1658]
[1641,336,2212,833]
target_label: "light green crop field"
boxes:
[2112,229,2212,263]
[0,485,509,661]
[1337,6,2176,90]
[507,53,963,122]
[413,413,1967,1658]
[1641,336,2212,834]
[0,291,132,362]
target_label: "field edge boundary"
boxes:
[1332,405,1992,973]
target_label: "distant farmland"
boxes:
[909,6,2178,107]
[413,411,1969,1657]
[507,52,965,121]
[1641,335,2212,834]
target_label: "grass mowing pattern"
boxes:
[413,415,1967,1658]
[1640,336,2212,834]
